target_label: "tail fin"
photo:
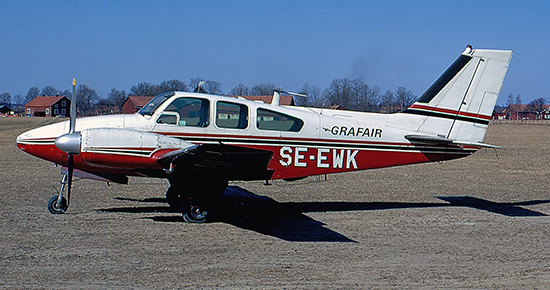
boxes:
[404,46,512,144]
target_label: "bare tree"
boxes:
[0,92,11,105]
[250,83,276,95]
[12,94,24,105]
[229,83,250,96]
[11,94,23,112]
[203,80,222,95]
[395,86,416,110]
[323,78,356,110]
[526,97,547,119]
[380,90,395,113]
[515,94,522,105]
[190,78,223,95]
[129,82,161,96]
[365,85,381,112]
[354,81,381,112]
[323,78,377,111]
[41,86,58,96]
[506,93,514,107]
[76,84,99,116]
[298,83,323,107]
[59,90,72,99]
[514,94,522,120]
[160,79,188,92]
[108,88,127,109]
[25,87,40,103]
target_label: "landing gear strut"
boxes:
[167,177,228,223]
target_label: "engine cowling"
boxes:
[74,128,193,170]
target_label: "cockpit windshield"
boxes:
[138,92,175,116]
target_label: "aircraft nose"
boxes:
[16,130,33,151]
[55,132,81,155]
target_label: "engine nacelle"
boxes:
[77,128,193,169]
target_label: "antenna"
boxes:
[271,89,307,106]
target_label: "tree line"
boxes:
[6,76,508,116]
[504,93,549,117]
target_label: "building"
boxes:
[492,107,506,120]
[502,104,550,120]
[122,96,154,114]
[24,96,71,117]
[0,105,13,115]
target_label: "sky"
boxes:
[1,1,549,106]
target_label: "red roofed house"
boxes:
[122,96,154,114]
[503,104,550,120]
[25,96,71,117]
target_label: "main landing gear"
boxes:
[47,174,70,214]
[166,178,228,223]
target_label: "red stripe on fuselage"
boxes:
[408,104,491,120]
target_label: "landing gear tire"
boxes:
[182,200,208,223]
[47,195,68,214]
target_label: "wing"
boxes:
[405,134,503,149]
[157,143,274,180]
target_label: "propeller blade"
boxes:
[69,78,77,134]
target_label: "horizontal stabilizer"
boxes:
[405,134,502,149]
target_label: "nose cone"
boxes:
[16,128,57,150]
[15,132,27,151]
[55,132,81,154]
[15,120,68,155]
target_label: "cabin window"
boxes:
[62,101,66,106]
[216,101,248,129]
[164,97,209,127]
[256,108,303,132]
[156,112,179,125]
[61,109,66,115]
[45,108,50,115]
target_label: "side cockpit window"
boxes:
[256,108,303,132]
[216,101,248,129]
[157,97,210,127]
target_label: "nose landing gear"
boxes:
[47,174,71,214]
[47,195,68,214]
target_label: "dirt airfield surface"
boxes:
[1,117,549,289]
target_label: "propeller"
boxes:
[54,78,80,209]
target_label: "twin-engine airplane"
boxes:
[16,46,512,223]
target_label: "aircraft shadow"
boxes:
[100,186,550,242]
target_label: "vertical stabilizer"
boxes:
[404,46,512,143]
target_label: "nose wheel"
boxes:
[47,195,68,214]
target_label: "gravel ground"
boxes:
[1,117,549,289]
